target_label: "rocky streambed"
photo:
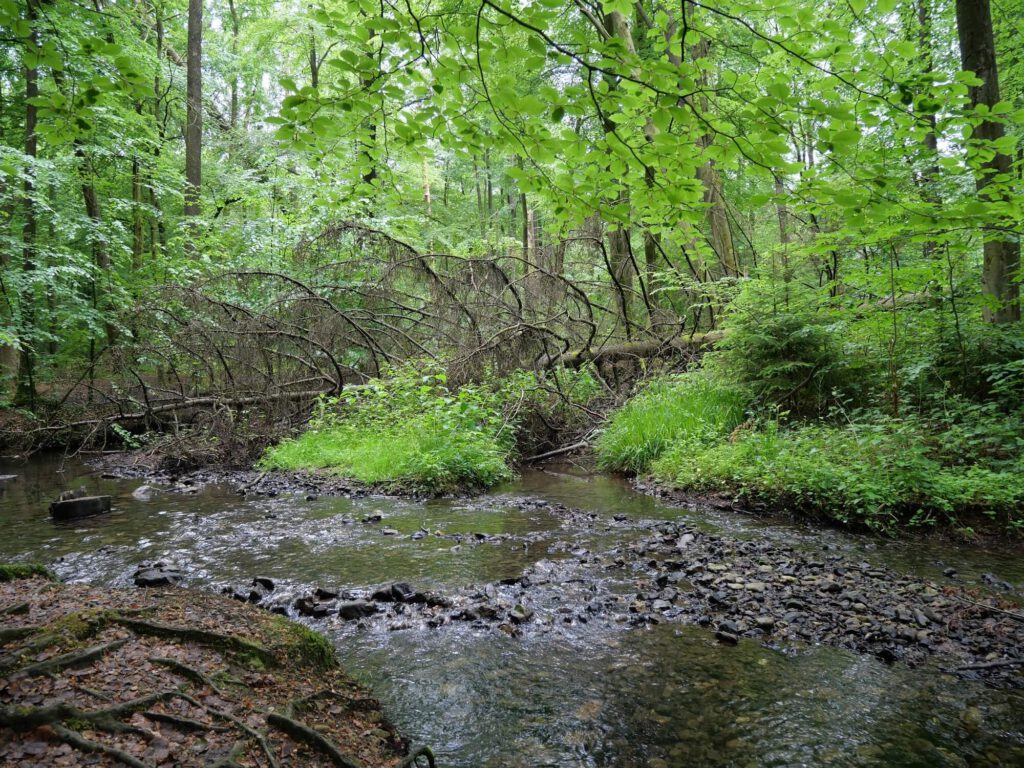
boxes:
[6,456,1024,765]
[201,503,1023,689]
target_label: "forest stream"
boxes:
[2,455,1023,768]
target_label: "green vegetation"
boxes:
[261,364,599,492]
[596,374,748,474]
[1,0,1022,533]
[0,563,54,583]
[598,281,1024,533]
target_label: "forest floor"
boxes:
[0,574,428,768]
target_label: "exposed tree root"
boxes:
[175,692,279,768]
[396,745,437,768]
[205,739,246,768]
[19,637,128,677]
[0,626,37,645]
[0,602,30,616]
[113,617,277,666]
[149,655,227,696]
[267,711,365,768]
[0,691,175,731]
[50,723,152,768]
[143,709,230,732]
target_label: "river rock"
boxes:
[253,577,275,592]
[134,566,183,587]
[294,597,333,618]
[338,601,378,620]
[510,604,534,624]
[131,485,155,501]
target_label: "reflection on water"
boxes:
[1,454,1022,767]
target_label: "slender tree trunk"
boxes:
[955,0,1020,322]
[184,0,203,229]
[17,0,40,405]
[228,0,240,128]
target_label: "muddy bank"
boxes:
[205,501,1024,689]
[0,574,431,767]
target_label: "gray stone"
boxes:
[338,601,378,620]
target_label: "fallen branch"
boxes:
[955,658,1024,672]
[267,711,365,768]
[951,595,1024,624]
[523,441,589,463]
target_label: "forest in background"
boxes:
[1,0,1022,532]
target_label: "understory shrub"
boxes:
[261,361,601,492]
[596,373,749,474]
[652,418,1024,533]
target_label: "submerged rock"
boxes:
[338,601,378,620]
[133,565,183,587]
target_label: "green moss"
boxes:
[271,616,337,670]
[0,563,55,583]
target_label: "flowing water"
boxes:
[2,455,1023,767]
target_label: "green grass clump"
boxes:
[260,417,512,493]
[0,563,55,582]
[596,373,748,474]
[652,419,1024,533]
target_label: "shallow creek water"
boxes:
[1,455,1023,767]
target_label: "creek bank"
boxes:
[90,455,459,500]
[205,501,1024,689]
[0,574,429,767]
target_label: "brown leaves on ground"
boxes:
[0,577,414,767]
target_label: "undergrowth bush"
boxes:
[595,373,748,474]
[260,361,601,492]
[652,417,1024,533]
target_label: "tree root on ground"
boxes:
[149,655,227,697]
[0,690,176,731]
[0,626,37,645]
[19,638,128,677]
[267,711,365,768]
[396,745,437,768]
[174,692,279,768]
[50,723,152,768]
[0,602,30,616]
[142,709,231,732]
[113,617,277,666]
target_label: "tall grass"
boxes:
[595,373,748,474]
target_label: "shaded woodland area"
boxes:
[0,0,1022,528]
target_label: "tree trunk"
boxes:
[184,0,203,226]
[955,0,1020,322]
[17,0,40,406]
[76,145,117,345]
[228,0,240,128]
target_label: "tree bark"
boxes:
[184,0,203,226]
[17,0,40,405]
[955,0,1020,322]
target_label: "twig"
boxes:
[950,595,1024,623]
[955,658,1024,671]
